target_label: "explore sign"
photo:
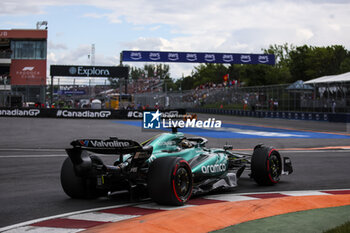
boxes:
[50,65,129,78]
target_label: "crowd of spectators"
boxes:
[127,77,162,94]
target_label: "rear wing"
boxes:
[66,138,153,176]
[69,137,143,154]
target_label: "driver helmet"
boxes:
[179,139,193,148]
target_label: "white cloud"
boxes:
[47,52,57,64]
[48,41,68,50]
[2,21,28,27]
[296,28,314,42]
[82,13,106,19]
[122,37,164,51]
[48,44,119,66]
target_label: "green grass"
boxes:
[324,221,350,233]
[211,205,350,233]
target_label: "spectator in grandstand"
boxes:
[273,99,279,111]
[154,103,159,109]
[243,99,248,111]
[332,99,336,113]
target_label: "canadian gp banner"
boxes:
[0,108,186,119]
[122,51,275,65]
[10,60,46,85]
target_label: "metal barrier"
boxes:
[134,83,349,113]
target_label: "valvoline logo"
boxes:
[79,140,89,147]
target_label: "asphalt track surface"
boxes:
[0,114,349,228]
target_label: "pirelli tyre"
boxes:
[251,145,282,186]
[148,157,193,206]
[60,157,100,199]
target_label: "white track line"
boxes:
[279,190,331,196]
[3,226,83,233]
[134,202,196,210]
[66,212,138,222]
[205,195,258,202]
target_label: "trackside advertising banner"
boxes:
[122,51,275,65]
[0,108,186,119]
[10,59,47,85]
[190,108,350,123]
[1,108,349,122]
[50,65,129,78]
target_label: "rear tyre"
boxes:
[148,157,193,206]
[60,157,99,199]
[251,146,282,186]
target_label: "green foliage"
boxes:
[130,66,145,80]
[192,64,228,86]
[237,64,289,86]
[289,45,350,82]
[108,77,121,89]
[175,75,195,90]
[144,64,170,79]
[130,64,171,80]
[323,221,350,233]
[340,57,350,73]
[263,43,295,69]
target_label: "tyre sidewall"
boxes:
[251,146,282,186]
[60,157,98,199]
[148,157,193,205]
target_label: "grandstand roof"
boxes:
[304,71,350,84]
[286,80,313,91]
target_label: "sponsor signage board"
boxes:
[0,29,47,39]
[55,109,112,118]
[56,90,86,95]
[50,65,129,78]
[122,51,275,65]
[10,60,46,85]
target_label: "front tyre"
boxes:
[148,157,193,206]
[251,146,282,186]
[60,157,98,199]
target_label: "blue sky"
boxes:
[1,0,350,84]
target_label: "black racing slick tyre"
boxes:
[148,157,193,206]
[60,157,99,199]
[251,146,282,186]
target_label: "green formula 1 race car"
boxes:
[61,128,293,206]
